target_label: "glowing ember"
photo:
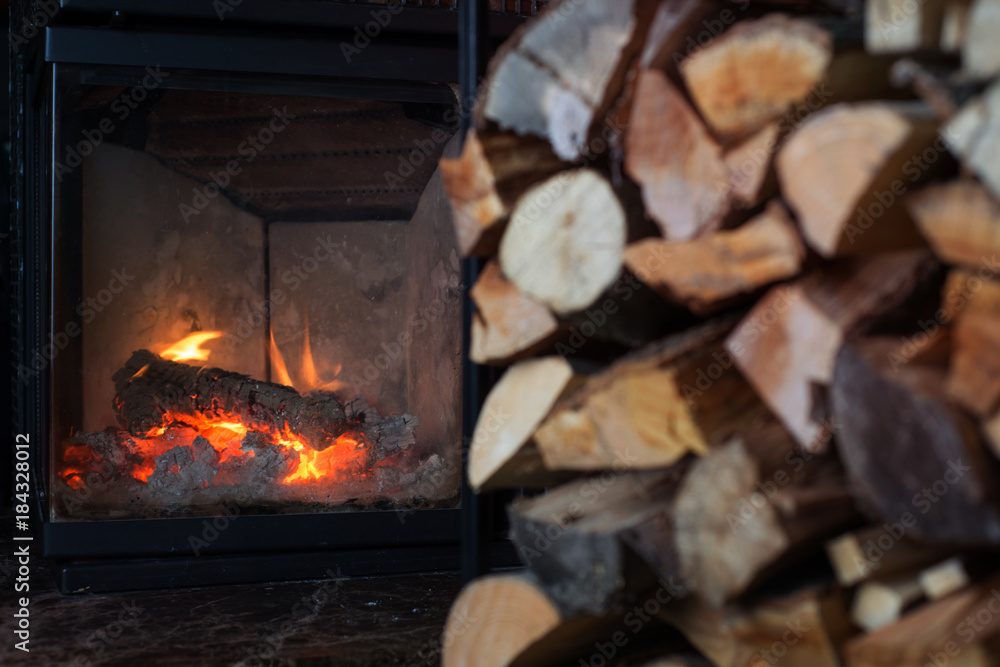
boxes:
[159,331,223,363]
[62,327,372,492]
[95,409,369,486]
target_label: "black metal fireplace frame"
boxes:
[11,1,519,593]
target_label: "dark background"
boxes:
[3,1,13,512]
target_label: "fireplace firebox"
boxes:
[10,0,530,593]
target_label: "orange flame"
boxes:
[269,315,345,393]
[269,331,295,387]
[60,321,368,490]
[301,314,320,391]
[159,331,223,363]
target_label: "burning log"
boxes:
[115,348,351,451]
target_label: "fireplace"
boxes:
[52,73,463,522]
[10,1,529,593]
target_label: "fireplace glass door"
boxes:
[43,64,463,522]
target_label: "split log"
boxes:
[826,526,954,586]
[777,102,942,257]
[469,260,562,366]
[678,14,833,141]
[479,0,657,162]
[919,555,991,599]
[722,122,780,209]
[725,250,938,451]
[946,272,1000,416]
[624,68,730,241]
[865,0,947,54]
[498,168,626,316]
[658,585,852,667]
[534,317,765,471]
[850,572,925,632]
[606,0,722,172]
[907,180,1000,268]
[439,130,506,257]
[986,411,1000,459]
[507,468,688,617]
[623,201,805,316]
[964,0,1000,78]
[831,337,1000,544]
[113,349,351,451]
[441,574,619,667]
[942,0,972,53]
[441,130,568,258]
[845,576,1000,667]
[674,419,857,608]
[467,356,580,491]
[943,81,1000,200]
[639,0,721,71]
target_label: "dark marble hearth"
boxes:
[0,527,460,667]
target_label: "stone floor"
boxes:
[0,527,461,666]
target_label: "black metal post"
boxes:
[459,0,493,585]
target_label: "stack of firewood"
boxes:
[437,0,1000,664]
